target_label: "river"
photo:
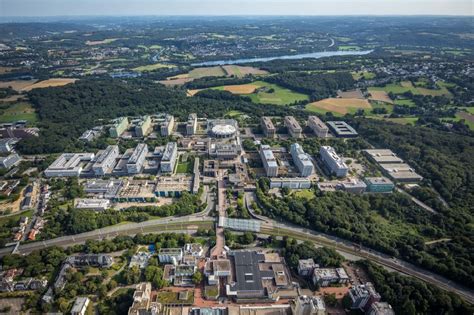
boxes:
[191,50,373,66]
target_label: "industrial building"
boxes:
[186,113,198,135]
[307,116,329,138]
[290,143,314,177]
[260,145,278,177]
[348,282,381,312]
[160,142,178,173]
[92,145,119,176]
[161,114,175,136]
[379,163,423,182]
[0,154,21,169]
[364,177,394,193]
[261,116,276,138]
[284,116,302,138]
[363,149,403,164]
[327,121,358,138]
[109,117,129,138]
[126,143,148,174]
[44,153,95,177]
[135,115,152,137]
[291,295,326,315]
[75,198,111,211]
[312,267,350,287]
[319,146,348,177]
[226,251,292,302]
[208,142,242,160]
[270,178,311,189]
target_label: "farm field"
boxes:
[455,111,474,129]
[337,89,364,99]
[0,80,38,92]
[0,102,37,123]
[306,98,371,115]
[189,81,308,105]
[351,71,375,80]
[370,80,452,97]
[85,38,119,45]
[21,78,77,91]
[133,63,175,72]
[222,65,268,77]
[394,98,416,106]
[338,45,362,51]
[370,116,419,125]
[368,89,393,104]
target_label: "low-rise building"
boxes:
[319,146,348,178]
[341,179,367,194]
[203,160,219,177]
[364,177,394,193]
[308,116,329,138]
[135,115,152,137]
[109,117,129,138]
[261,116,276,138]
[184,243,204,257]
[92,145,119,176]
[291,143,314,177]
[75,198,111,211]
[0,154,20,169]
[155,175,193,197]
[269,178,311,189]
[187,113,198,135]
[84,179,123,198]
[379,163,423,182]
[44,153,95,177]
[130,252,152,269]
[363,149,403,164]
[161,114,175,136]
[127,143,148,174]
[348,282,381,312]
[128,282,160,315]
[0,138,15,153]
[71,297,90,315]
[312,267,349,287]
[204,259,232,285]
[161,142,178,173]
[158,248,183,265]
[291,295,327,315]
[67,254,114,268]
[260,145,278,177]
[285,116,302,138]
[327,121,358,138]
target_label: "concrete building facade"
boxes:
[92,145,119,176]
[284,116,302,138]
[126,143,148,174]
[291,143,314,177]
[261,116,276,138]
[260,145,278,177]
[319,146,348,178]
[308,116,329,138]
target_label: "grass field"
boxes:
[370,80,452,97]
[85,38,119,45]
[21,78,77,91]
[0,80,38,92]
[133,63,175,72]
[351,71,375,80]
[175,160,193,174]
[0,210,33,227]
[165,65,267,85]
[292,189,315,200]
[0,102,37,123]
[222,65,268,77]
[306,98,371,115]
[338,45,362,51]
[370,116,418,125]
[394,98,416,107]
[454,111,474,129]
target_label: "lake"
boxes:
[191,50,374,66]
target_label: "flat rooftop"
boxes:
[327,121,358,136]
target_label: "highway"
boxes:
[244,192,474,304]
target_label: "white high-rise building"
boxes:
[92,145,119,176]
[319,146,348,177]
[291,143,314,177]
[126,143,148,174]
[161,142,178,173]
[308,116,329,138]
[260,145,278,177]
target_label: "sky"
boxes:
[0,0,472,17]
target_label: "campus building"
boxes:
[0,138,15,153]
[270,178,311,189]
[161,114,175,136]
[208,142,242,160]
[260,145,278,177]
[75,198,111,211]
[0,154,20,169]
[161,142,178,173]
[126,143,148,174]
[363,149,403,164]
[290,143,314,177]
[348,282,381,312]
[327,121,358,138]
[312,267,349,287]
[186,113,198,135]
[71,297,90,315]
[45,153,95,177]
[379,163,423,183]
[284,116,302,138]
[319,146,348,177]
[363,177,394,193]
[158,248,183,265]
[307,116,329,138]
[261,116,276,138]
[109,117,129,138]
[135,115,152,137]
[291,295,326,315]
[368,302,395,315]
[92,145,119,176]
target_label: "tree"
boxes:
[192,271,203,285]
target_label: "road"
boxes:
[0,188,216,257]
[245,191,474,303]
[211,175,226,258]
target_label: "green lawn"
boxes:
[176,160,193,174]
[394,99,416,107]
[247,81,309,106]
[157,291,194,305]
[0,209,34,227]
[225,110,244,118]
[370,81,452,97]
[292,190,315,200]
[0,102,38,123]
[369,116,419,125]
[351,71,375,80]
[338,45,362,51]
[133,63,175,72]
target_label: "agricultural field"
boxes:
[394,98,416,106]
[369,116,419,125]
[338,45,362,51]
[21,78,77,91]
[132,63,175,72]
[453,111,474,129]
[222,65,268,77]
[370,80,452,97]
[0,102,37,123]
[337,89,364,99]
[351,71,376,80]
[306,98,371,115]
[85,38,120,45]
[0,80,38,92]
[368,89,393,104]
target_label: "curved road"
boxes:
[244,192,474,304]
